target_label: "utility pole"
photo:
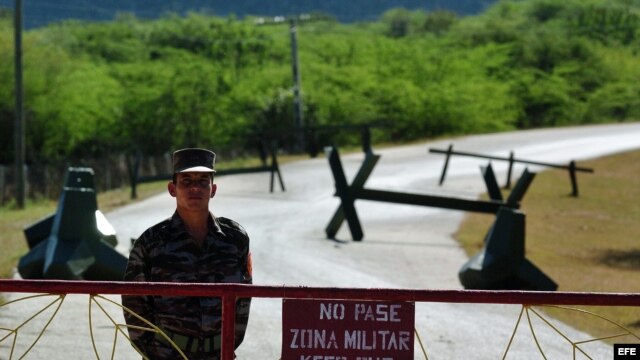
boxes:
[14,0,26,208]
[257,14,317,152]
[289,18,304,152]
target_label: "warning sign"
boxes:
[281,299,415,360]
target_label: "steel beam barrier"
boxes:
[430,145,593,196]
[325,147,524,242]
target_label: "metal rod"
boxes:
[290,19,304,152]
[505,151,515,189]
[326,147,363,240]
[569,160,578,197]
[361,126,372,154]
[270,146,285,192]
[2,279,639,307]
[221,296,236,360]
[437,144,453,186]
[505,168,535,206]
[482,164,503,201]
[355,188,508,214]
[325,152,380,238]
[429,147,594,173]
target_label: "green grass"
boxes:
[456,149,640,340]
[0,199,57,279]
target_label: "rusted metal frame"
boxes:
[429,145,594,196]
[2,279,640,306]
[2,279,640,360]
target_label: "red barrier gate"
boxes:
[0,279,639,359]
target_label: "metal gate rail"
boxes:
[1,279,638,359]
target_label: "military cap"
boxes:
[172,148,216,173]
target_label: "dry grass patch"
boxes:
[456,149,640,338]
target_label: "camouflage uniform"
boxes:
[122,211,252,360]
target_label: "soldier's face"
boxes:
[169,172,216,211]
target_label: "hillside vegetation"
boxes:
[0,0,491,28]
[0,0,639,166]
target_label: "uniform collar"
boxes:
[170,211,226,238]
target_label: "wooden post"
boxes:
[505,150,515,189]
[569,160,578,197]
[438,144,453,186]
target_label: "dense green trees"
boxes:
[0,0,639,165]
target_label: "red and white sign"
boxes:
[282,299,415,360]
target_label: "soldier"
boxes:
[122,148,252,359]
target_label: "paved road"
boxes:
[3,122,640,359]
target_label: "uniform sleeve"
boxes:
[121,236,155,354]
